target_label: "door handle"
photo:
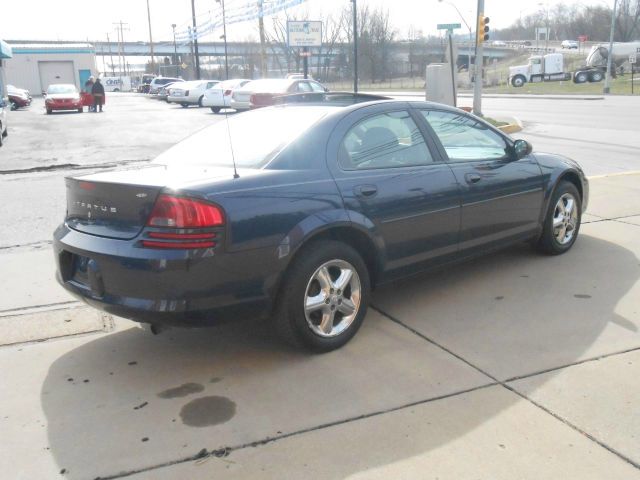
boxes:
[354,184,378,197]
[465,173,482,184]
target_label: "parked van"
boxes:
[101,76,132,92]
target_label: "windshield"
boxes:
[154,107,331,169]
[47,84,77,94]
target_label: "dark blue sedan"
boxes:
[54,99,588,352]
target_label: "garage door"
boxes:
[38,61,75,92]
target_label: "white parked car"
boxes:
[167,80,220,107]
[202,78,251,113]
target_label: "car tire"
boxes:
[274,240,370,352]
[536,181,582,255]
[0,127,3,147]
[46,108,52,115]
[77,108,83,113]
[589,70,604,82]
[511,75,526,87]
[180,102,189,108]
[210,107,221,113]
[198,96,204,107]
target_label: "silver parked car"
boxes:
[167,80,220,107]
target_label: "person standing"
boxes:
[83,76,95,112]
[91,78,105,113]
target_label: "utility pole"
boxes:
[472,0,484,116]
[191,0,201,79]
[171,24,178,77]
[106,33,115,76]
[113,21,129,76]
[258,0,267,77]
[352,0,358,93]
[188,26,196,78]
[217,0,229,80]
[146,0,156,75]
[604,0,618,94]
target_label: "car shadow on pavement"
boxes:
[40,234,639,479]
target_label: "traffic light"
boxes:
[477,15,490,44]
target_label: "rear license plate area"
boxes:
[71,254,91,286]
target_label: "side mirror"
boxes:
[513,139,532,159]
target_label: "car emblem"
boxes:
[136,193,148,198]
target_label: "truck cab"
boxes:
[509,53,570,87]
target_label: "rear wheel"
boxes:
[77,108,83,113]
[198,96,204,107]
[589,70,604,82]
[537,181,582,255]
[274,240,370,352]
[180,102,189,108]
[574,71,588,84]
[210,107,221,113]
[46,108,52,114]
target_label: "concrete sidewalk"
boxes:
[0,174,639,480]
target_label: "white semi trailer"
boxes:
[508,41,640,87]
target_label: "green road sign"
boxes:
[437,23,461,30]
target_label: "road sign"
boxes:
[287,21,322,47]
[578,35,588,42]
[437,23,461,30]
[299,51,312,57]
[630,55,637,64]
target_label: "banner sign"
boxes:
[287,21,322,47]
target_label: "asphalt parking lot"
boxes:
[1,94,639,479]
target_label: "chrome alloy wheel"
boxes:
[553,193,579,245]
[304,259,362,337]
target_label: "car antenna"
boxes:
[223,108,239,179]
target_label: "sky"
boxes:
[1,0,613,44]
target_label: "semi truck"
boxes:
[509,41,640,87]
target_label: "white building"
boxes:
[5,43,97,94]
[0,40,12,97]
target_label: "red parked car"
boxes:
[231,78,327,111]
[7,85,32,110]
[44,84,83,114]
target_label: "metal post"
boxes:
[146,0,155,74]
[303,47,309,79]
[171,24,178,76]
[448,32,457,107]
[191,0,201,79]
[472,0,484,116]
[352,0,358,93]
[258,0,267,77]
[603,0,618,94]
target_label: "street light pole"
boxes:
[352,0,358,93]
[191,0,201,79]
[604,0,618,94]
[217,0,229,80]
[438,0,473,75]
[171,24,178,76]
[146,0,155,74]
[472,0,484,116]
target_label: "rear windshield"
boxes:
[153,107,331,169]
[47,84,77,94]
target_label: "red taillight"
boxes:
[224,89,232,96]
[147,194,224,228]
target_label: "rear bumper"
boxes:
[53,224,281,327]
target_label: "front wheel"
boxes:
[511,75,526,87]
[574,71,588,84]
[210,107,221,113]
[274,240,371,352]
[536,181,582,255]
[198,96,204,107]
